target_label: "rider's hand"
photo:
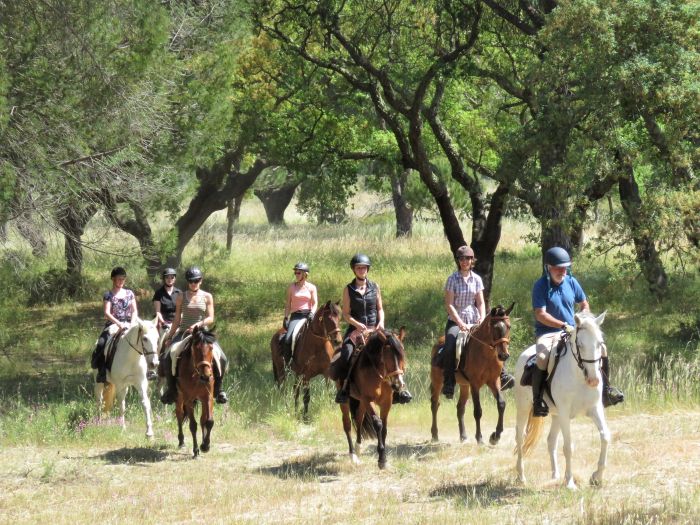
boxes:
[562,323,575,336]
[458,322,468,332]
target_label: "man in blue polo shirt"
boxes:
[531,247,624,417]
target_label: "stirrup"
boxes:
[441,382,455,400]
[393,389,413,404]
[603,386,624,407]
[160,388,177,405]
[500,371,515,391]
[533,400,549,417]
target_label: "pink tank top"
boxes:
[289,283,314,312]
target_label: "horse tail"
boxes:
[103,382,115,412]
[521,409,545,457]
[349,398,377,439]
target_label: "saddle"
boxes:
[433,330,472,375]
[328,331,368,381]
[520,337,569,392]
[105,327,126,371]
[277,319,309,359]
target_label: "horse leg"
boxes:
[559,413,576,489]
[176,398,185,448]
[354,402,367,454]
[514,394,530,483]
[547,416,561,480]
[188,403,199,458]
[200,396,214,453]
[430,367,442,442]
[116,386,128,429]
[302,381,311,423]
[94,382,105,421]
[339,401,359,464]
[377,397,392,470]
[457,383,470,442]
[138,379,154,439]
[488,382,506,446]
[588,404,610,486]
[471,384,483,444]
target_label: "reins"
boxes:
[306,309,341,343]
[123,324,157,357]
[465,315,510,352]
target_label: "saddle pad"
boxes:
[520,355,538,386]
[289,318,307,357]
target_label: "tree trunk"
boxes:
[226,194,243,253]
[390,169,413,237]
[617,153,668,300]
[254,180,300,225]
[56,204,97,294]
[15,211,48,258]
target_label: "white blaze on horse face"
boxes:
[575,317,603,388]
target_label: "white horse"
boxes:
[514,311,611,489]
[94,318,160,438]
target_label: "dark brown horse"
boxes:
[430,303,514,445]
[339,328,409,469]
[270,301,342,417]
[176,326,216,457]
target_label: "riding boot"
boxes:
[93,343,107,383]
[500,367,515,391]
[160,352,178,405]
[531,367,549,417]
[441,346,457,399]
[335,350,358,404]
[601,356,624,407]
[213,354,228,404]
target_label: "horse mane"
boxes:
[364,329,405,361]
[192,325,217,345]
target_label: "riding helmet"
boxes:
[454,245,475,260]
[162,267,177,278]
[350,253,371,268]
[110,266,127,278]
[544,247,572,267]
[293,262,310,273]
[185,267,204,281]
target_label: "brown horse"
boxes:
[270,300,343,417]
[430,303,514,445]
[339,328,409,469]
[176,326,217,457]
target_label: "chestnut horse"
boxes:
[175,326,217,457]
[430,303,514,445]
[339,328,409,469]
[270,301,342,417]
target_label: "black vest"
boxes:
[346,279,378,330]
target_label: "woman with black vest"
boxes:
[334,253,385,404]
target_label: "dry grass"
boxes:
[1,408,698,524]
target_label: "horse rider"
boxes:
[90,266,138,383]
[152,267,181,361]
[160,266,228,405]
[282,262,318,359]
[441,245,515,399]
[531,246,625,417]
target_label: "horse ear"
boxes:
[505,302,515,315]
[595,311,606,326]
[397,326,406,342]
[325,300,331,308]
[377,330,387,343]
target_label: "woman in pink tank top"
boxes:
[282,262,318,356]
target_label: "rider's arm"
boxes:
[445,289,468,331]
[342,286,366,332]
[534,306,568,329]
[153,300,164,325]
[309,283,318,315]
[474,290,486,322]
[166,293,183,339]
[284,284,292,318]
[375,284,384,330]
[103,297,123,329]
[130,291,139,320]
[196,292,214,329]
[577,299,590,313]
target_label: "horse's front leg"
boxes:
[488,382,506,445]
[354,401,367,454]
[547,416,561,480]
[470,385,483,444]
[430,368,442,442]
[94,382,105,421]
[176,397,185,448]
[138,379,154,439]
[200,395,214,453]
[456,383,471,442]
[559,413,576,489]
[377,395,391,470]
[116,386,128,429]
[188,403,199,458]
[339,399,359,465]
[587,403,610,486]
[302,382,311,423]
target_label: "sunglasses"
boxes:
[164,275,176,279]
[458,256,474,261]
[294,271,303,275]
[188,278,202,284]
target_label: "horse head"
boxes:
[366,327,408,394]
[191,326,216,385]
[573,311,606,388]
[312,300,343,347]
[484,302,514,362]
[123,317,160,369]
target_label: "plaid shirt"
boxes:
[445,270,484,324]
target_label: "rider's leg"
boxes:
[441,321,460,399]
[160,350,178,404]
[334,340,356,404]
[532,333,556,417]
[601,348,624,407]
[92,329,109,383]
[212,344,228,404]
[500,366,515,391]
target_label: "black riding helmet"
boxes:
[544,247,572,267]
[293,262,310,273]
[185,267,203,281]
[350,253,371,269]
[111,266,127,278]
[162,267,177,278]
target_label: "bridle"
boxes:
[466,314,510,356]
[124,324,158,358]
[307,308,342,343]
[572,331,603,372]
[371,335,405,388]
[190,340,214,382]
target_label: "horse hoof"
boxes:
[378,461,387,470]
[193,450,199,458]
[146,432,154,440]
[459,435,468,443]
[590,474,602,487]
[431,436,439,443]
[565,481,578,490]
[489,432,499,446]
[350,454,360,465]
[201,444,210,453]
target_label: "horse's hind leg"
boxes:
[94,382,105,421]
[302,382,311,422]
[188,404,199,457]
[339,402,359,464]
[138,380,154,439]
[470,385,483,444]
[116,386,128,429]
[547,416,561,480]
[176,400,185,448]
[430,367,442,442]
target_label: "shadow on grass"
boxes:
[97,446,169,465]
[429,479,524,507]
[392,441,448,461]
[257,452,340,481]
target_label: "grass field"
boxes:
[1,197,699,523]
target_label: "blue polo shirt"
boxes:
[532,274,586,337]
